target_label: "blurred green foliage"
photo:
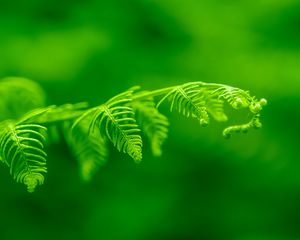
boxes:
[0,0,299,239]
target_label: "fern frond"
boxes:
[0,77,267,193]
[157,82,210,126]
[73,89,143,163]
[208,85,267,136]
[131,97,169,157]
[65,119,109,182]
[210,85,253,110]
[0,121,47,192]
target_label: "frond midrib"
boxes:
[8,124,38,180]
[103,105,140,156]
[176,86,204,116]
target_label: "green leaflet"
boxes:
[65,119,108,182]
[72,89,143,163]
[157,83,210,126]
[210,85,254,110]
[0,122,47,193]
[131,97,169,157]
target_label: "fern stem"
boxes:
[131,82,228,101]
[132,87,175,100]
[33,82,256,125]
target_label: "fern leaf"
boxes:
[65,120,108,182]
[73,89,143,162]
[131,97,169,157]
[157,83,210,126]
[0,122,47,192]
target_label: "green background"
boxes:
[0,0,300,239]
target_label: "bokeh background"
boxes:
[0,0,300,239]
